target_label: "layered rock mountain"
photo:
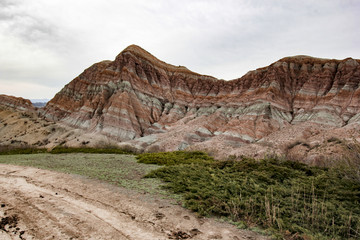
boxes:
[0,94,35,112]
[2,45,360,163]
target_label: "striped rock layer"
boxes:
[42,45,360,157]
[0,95,35,112]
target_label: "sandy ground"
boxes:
[0,164,268,240]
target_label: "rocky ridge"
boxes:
[0,95,35,112]
[2,45,360,163]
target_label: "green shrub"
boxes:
[145,156,360,239]
[50,147,134,155]
[136,151,214,165]
[0,146,47,155]
[0,146,135,155]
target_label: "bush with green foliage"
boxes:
[0,146,134,155]
[136,151,214,165]
[141,153,360,239]
[0,146,47,155]
[49,146,133,154]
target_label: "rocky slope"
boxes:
[1,45,360,164]
[41,45,360,162]
[0,94,35,112]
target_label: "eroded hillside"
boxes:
[1,46,360,164]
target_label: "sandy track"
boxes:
[0,164,268,240]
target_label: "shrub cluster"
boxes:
[0,146,47,155]
[0,146,134,155]
[136,151,214,165]
[49,146,133,154]
[140,153,360,239]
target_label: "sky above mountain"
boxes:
[1,0,359,99]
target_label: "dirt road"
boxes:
[0,164,268,240]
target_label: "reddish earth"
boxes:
[0,95,35,112]
[1,45,360,164]
[0,45,359,239]
[0,164,268,240]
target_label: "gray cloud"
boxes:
[0,0,359,99]
[0,0,19,8]
[0,0,18,20]
[0,2,58,43]
[5,17,56,44]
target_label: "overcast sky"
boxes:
[0,0,359,99]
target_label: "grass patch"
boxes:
[136,151,214,165]
[140,153,360,239]
[0,153,170,196]
[0,146,134,155]
[0,146,47,155]
[50,146,134,154]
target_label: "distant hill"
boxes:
[30,99,49,108]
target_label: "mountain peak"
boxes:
[122,44,153,58]
[119,45,208,77]
[39,46,360,164]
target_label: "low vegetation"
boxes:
[1,146,359,239]
[0,146,134,155]
[49,146,134,154]
[138,152,360,239]
[335,140,360,183]
[0,146,47,155]
[0,153,167,195]
[136,151,214,165]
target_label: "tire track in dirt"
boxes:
[0,164,269,240]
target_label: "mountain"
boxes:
[30,99,50,108]
[2,45,360,164]
[30,99,50,103]
[0,94,35,111]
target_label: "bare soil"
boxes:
[0,164,268,240]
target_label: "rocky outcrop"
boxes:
[0,94,54,148]
[40,45,360,161]
[0,95,35,112]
